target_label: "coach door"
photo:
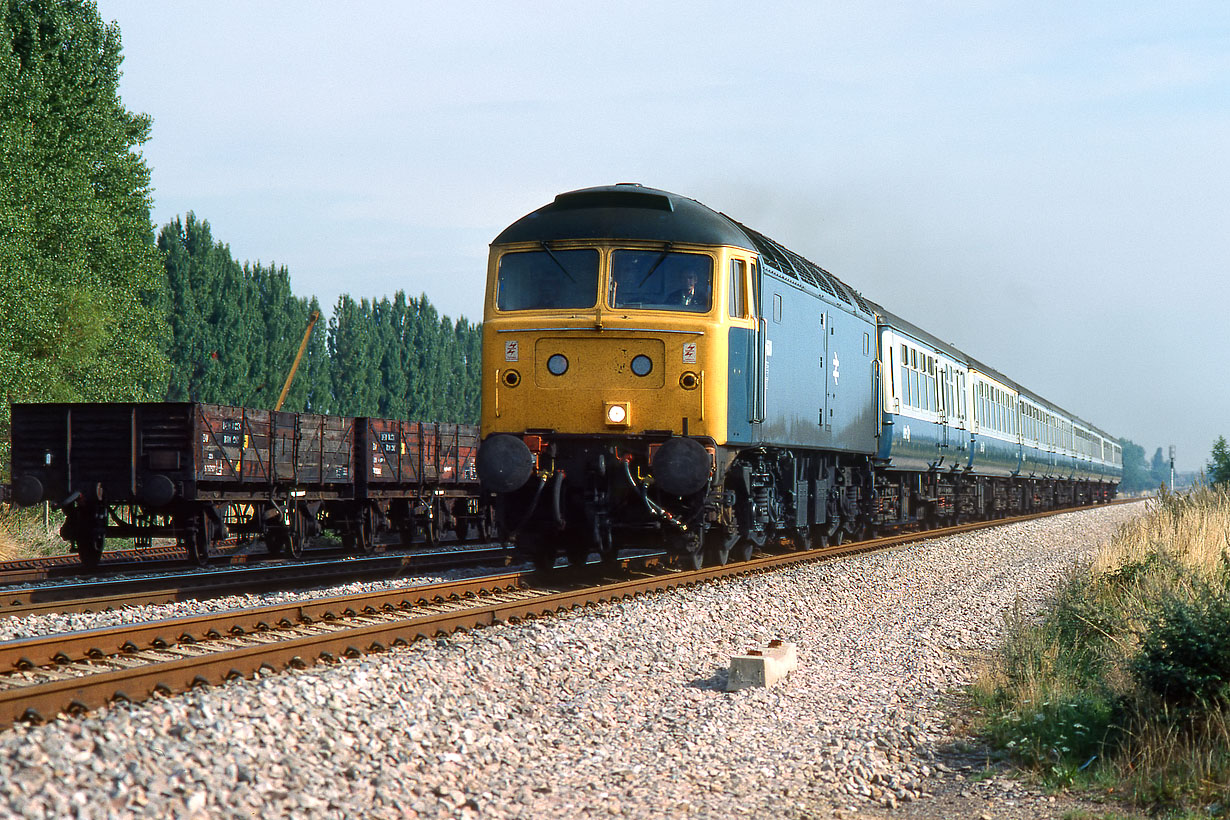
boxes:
[935,366,949,467]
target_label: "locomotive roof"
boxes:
[494,184,874,316]
[493,184,756,249]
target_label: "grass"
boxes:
[972,485,1230,816]
[0,503,71,561]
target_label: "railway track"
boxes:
[0,501,1132,729]
[0,545,515,618]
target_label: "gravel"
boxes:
[0,502,1146,819]
[0,561,525,642]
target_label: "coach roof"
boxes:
[492,184,756,249]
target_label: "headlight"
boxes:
[605,402,630,426]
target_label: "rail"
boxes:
[0,500,1138,729]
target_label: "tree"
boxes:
[1150,447,1170,490]
[1209,437,1230,487]
[328,296,381,416]
[1119,439,1151,494]
[0,0,169,472]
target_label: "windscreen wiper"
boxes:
[637,243,674,287]
[540,242,576,283]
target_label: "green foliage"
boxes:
[1149,447,1170,490]
[158,216,482,421]
[1209,436,1230,487]
[973,485,1230,812]
[1119,438,1159,494]
[1134,583,1230,709]
[982,692,1118,773]
[158,214,333,412]
[0,0,169,474]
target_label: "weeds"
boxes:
[0,504,69,560]
[973,485,1230,813]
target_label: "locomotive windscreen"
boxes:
[496,248,599,310]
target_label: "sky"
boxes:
[96,1,1229,471]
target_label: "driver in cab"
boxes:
[667,270,709,311]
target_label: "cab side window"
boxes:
[728,259,746,318]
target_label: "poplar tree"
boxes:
[1208,437,1230,487]
[0,0,168,471]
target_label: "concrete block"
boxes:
[726,640,798,691]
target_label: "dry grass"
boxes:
[0,504,69,560]
[1092,487,1230,581]
[972,486,1230,812]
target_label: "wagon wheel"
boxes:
[267,506,306,560]
[421,495,449,547]
[186,513,213,567]
[355,506,377,555]
[342,506,376,555]
[452,498,473,542]
[73,515,105,569]
[285,508,306,559]
[62,504,105,569]
[477,502,498,545]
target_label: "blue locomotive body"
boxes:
[476,184,1120,567]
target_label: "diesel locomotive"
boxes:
[475,184,1122,570]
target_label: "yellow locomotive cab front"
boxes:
[474,185,762,570]
[481,240,744,442]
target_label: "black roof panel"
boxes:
[493,184,755,249]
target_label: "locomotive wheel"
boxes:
[596,522,617,564]
[533,542,557,572]
[565,539,590,568]
[819,523,845,548]
[517,531,559,571]
[677,530,704,572]
[704,528,735,566]
[730,534,759,563]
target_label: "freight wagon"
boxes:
[8,403,486,566]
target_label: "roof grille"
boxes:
[551,190,673,212]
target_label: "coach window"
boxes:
[728,259,746,318]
